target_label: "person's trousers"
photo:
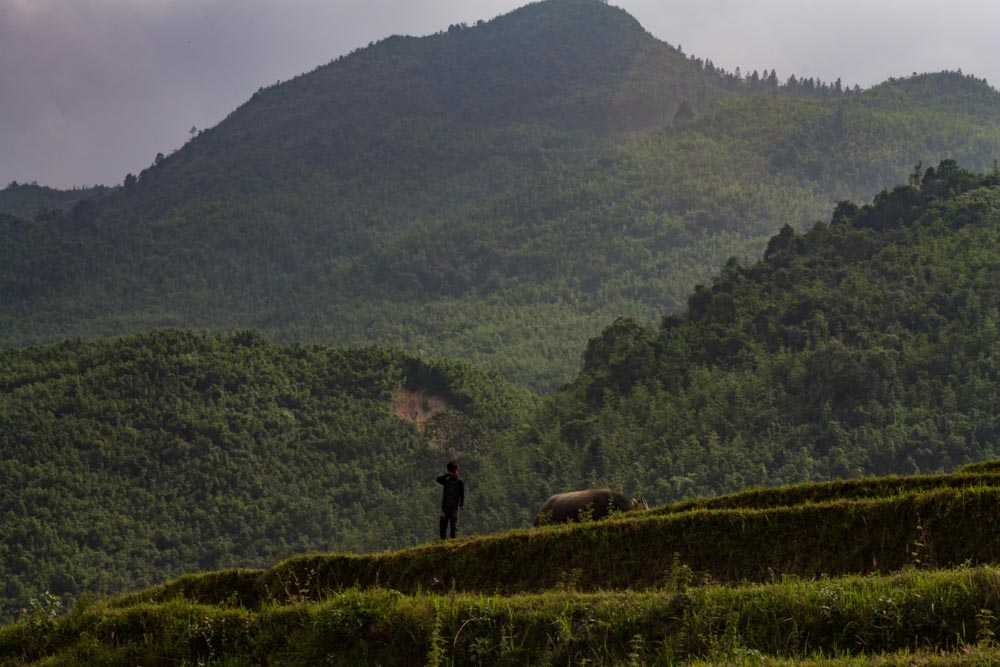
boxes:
[439,507,459,539]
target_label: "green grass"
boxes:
[105,483,1000,611]
[7,466,1000,664]
[653,470,1000,515]
[6,567,1000,665]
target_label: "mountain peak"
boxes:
[492,0,646,35]
[111,0,709,207]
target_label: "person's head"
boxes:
[447,460,459,477]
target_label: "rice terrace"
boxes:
[2,464,1000,664]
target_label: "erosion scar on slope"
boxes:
[393,388,451,431]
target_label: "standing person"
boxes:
[436,461,464,539]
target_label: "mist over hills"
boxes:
[2,0,1000,391]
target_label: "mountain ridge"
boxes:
[3,1,1000,391]
[515,160,1000,500]
[111,0,710,215]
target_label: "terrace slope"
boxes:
[6,466,1000,664]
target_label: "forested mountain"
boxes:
[0,329,535,621]
[4,164,1000,626]
[3,0,1000,390]
[519,161,1000,501]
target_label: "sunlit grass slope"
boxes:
[6,570,1000,666]
[6,466,1000,664]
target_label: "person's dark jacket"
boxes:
[437,474,465,510]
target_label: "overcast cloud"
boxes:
[2,0,998,189]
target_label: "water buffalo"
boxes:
[534,488,648,526]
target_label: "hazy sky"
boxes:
[2,0,998,189]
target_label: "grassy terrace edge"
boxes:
[110,483,1000,610]
[5,567,1000,665]
[6,468,1000,664]
[653,466,1000,515]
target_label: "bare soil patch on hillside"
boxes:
[393,388,450,428]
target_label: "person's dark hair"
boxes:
[447,461,459,473]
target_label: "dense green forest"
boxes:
[2,0,999,390]
[518,161,1000,501]
[6,1,1000,661]
[4,164,1000,632]
[7,466,1000,664]
[0,330,536,622]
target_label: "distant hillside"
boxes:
[3,0,1000,390]
[519,161,1000,500]
[0,329,536,622]
[6,166,1000,634]
[102,0,721,215]
[0,182,110,218]
[7,466,1000,664]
